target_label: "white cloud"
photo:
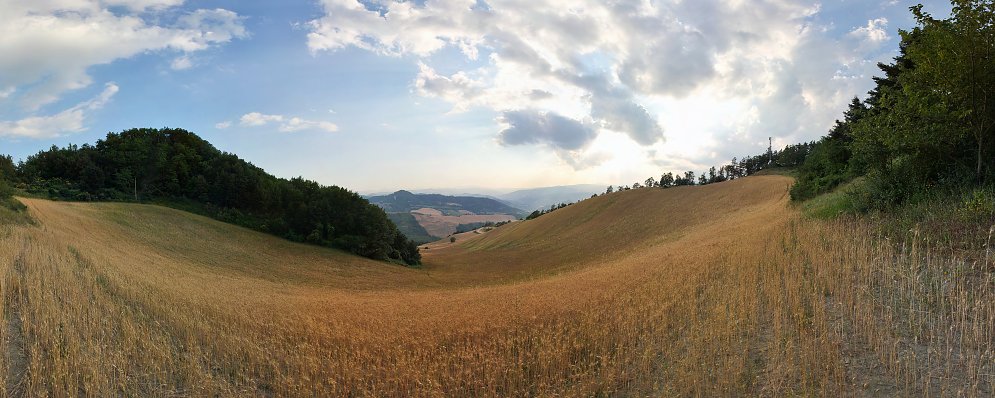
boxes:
[171,55,193,70]
[308,0,866,170]
[414,62,486,111]
[240,112,284,126]
[215,120,232,129]
[177,8,249,50]
[238,112,338,133]
[103,0,186,11]
[0,1,246,110]
[850,18,890,43]
[0,83,118,139]
[279,117,339,133]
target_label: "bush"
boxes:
[0,179,11,199]
[0,180,31,225]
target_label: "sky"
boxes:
[0,0,953,193]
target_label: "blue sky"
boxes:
[0,0,951,192]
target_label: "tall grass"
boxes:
[0,177,991,396]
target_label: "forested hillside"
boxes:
[385,212,437,244]
[3,128,420,265]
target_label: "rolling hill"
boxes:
[367,190,526,216]
[368,190,526,240]
[0,175,990,396]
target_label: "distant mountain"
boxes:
[368,191,526,241]
[406,188,511,198]
[498,184,606,212]
[362,187,510,198]
[368,190,527,218]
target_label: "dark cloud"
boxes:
[497,110,596,151]
[617,30,716,97]
[565,73,665,146]
[590,94,664,145]
[528,89,553,100]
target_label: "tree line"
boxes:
[791,1,994,207]
[2,128,420,265]
[602,141,813,194]
[525,201,576,220]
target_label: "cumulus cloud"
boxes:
[237,112,338,133]
[0,1,246,110]
[215,120,232,129]
[497,110,596,151]
[0,83,118,139]
[307,0,489,57]
[850,18,890,43]
[307,0,675,160]
[308,0,909,170]
[177,8,248,49]
[414,62,486,111]
[567,73,665,146]
[590,94,664,145]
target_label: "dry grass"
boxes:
[410,208,518,238]
[0,175,990,396]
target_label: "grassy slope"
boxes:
[0,197,31,226]
[423,175,794,283]
[0,175,990,396]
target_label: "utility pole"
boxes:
[134,178,138,202]
[767,137,774,167]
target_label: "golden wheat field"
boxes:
[0,175,992,396]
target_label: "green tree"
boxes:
[659,172,674,187]
[0,155,16,182]
[792,98,868,200]
[907,2,995,180]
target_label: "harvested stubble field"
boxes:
[0,175,992,396]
